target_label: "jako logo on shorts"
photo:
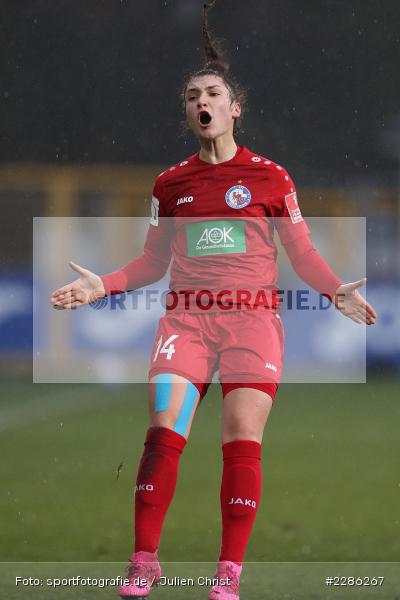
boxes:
[225,185,251,209]
[265,362,278,372]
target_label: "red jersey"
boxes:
[101,146,341,309]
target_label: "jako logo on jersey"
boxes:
[176,196,193,205]
[135,484,154,493]
[225,185,251,209]
[265,362,278,372]
[229,498,257,508]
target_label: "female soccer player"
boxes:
[51,3,377,598]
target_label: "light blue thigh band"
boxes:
[154,373,173,413]
[174,381,199,436]
[154,374,199,436]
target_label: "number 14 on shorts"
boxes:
[153,335,179,361]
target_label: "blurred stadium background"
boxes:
[0,0,399,585]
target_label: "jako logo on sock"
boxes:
[229,498,257,508]
[135,484,154,493]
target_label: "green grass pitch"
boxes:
[0,378,399,598]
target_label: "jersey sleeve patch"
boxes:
[150,196,160,226]
[285,192,303,224]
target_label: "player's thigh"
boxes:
[221,386,273,444]
[148,313,214,439]
[218,310,283,443]
[148,374,201,439]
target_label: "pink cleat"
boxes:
[119,551,161,598]
[208,561,242,600]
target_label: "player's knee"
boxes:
[150,413,195,439]
[150,414,177,431]
[224,422,262,442]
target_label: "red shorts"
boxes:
[148,310,284,401]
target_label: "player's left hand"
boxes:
[333,278,377,325]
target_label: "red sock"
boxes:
[219,440,262,565]
[134,427,186,553]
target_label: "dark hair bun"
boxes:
[203,1,229,74]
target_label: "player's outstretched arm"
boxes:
[51,261,106,310]
[334,278,377,325]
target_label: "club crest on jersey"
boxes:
[225,185,251,209]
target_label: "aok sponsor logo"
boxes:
[186,219,246,256]
[196,226,234,249]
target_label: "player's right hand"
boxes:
[50,261,106,310]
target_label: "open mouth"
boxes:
[198,110,212,126]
